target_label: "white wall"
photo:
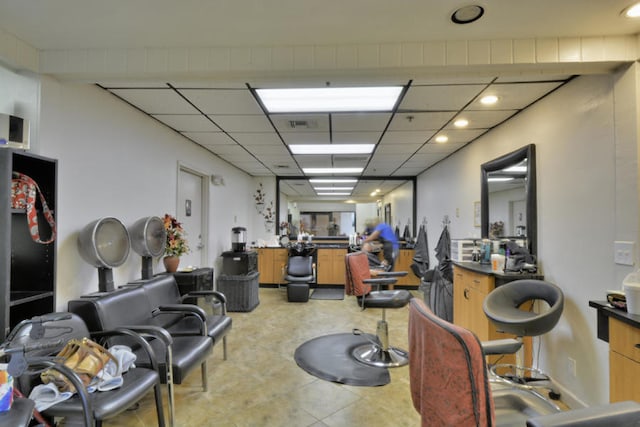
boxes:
[33,77,258,304]
[417,66,640,405]
[383,180,414,236]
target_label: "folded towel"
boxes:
[89,345,136,392]
[29,383,73,411]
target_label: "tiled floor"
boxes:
[104,286,423,427]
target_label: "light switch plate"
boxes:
[614,241,635,266]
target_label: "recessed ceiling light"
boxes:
[454,118,469,128]
[435,135,449,143]
[480,95,499,105]
[451,5,485,24]
[303,167,364,174]
[289,144,374,155]
[256,87,403,113]
[622,2,640,17]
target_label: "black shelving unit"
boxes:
[0,149,57,340]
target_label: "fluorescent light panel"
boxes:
[313,187,354,191]
[488,177,514,182]
[317,192,351,196]
[256,87,403,113]
[303,167,363,174]
[290,144,374,155]
[309,178,358,183]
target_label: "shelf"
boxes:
[10,291,54,307]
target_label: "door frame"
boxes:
[177,162,210,267]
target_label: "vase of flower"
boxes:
[163,214,189,272]
[163,255,180,273]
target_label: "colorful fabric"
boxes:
[11,172,56,244]
[408,298,495,427]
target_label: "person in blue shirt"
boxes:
[363,220,399,269]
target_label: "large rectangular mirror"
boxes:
[481,144,537,255]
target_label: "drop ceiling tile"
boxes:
[392,167,428,176]
[388,112,456,131]
[227,132,282,145]
[379,130,435,145]
[331,113,392,131]
[294,156,334,168]
[375,143,421,154]
[179,88,264,114]
[220,152,258,162]
[270,114,330,132]
[418,141,467,154]
[447,110,517,130]
[364,166,397,175]
[109,88,199,114]
[183,131,236,145]
[244,144,291,155]
[399,85,485,111]
[152,114,220,132]
[280,132,330,144]
[209,114,273,132]
[428,129,486,144]
[468,82,564,110]
[495,75,570,83]
[332,131,382,144]
[208,145,251,156]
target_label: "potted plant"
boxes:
[163,213,189,272]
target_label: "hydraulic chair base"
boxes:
[352,320,409,368]
[352,344,409,368]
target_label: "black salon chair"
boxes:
[2,313,165,427]
[284,255,314,302]
[482,279,564,398]
[344,251,412,367]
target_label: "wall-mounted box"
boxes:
[0,114,30,150]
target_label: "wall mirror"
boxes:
[276,177,416,239]
[481,144,537,255]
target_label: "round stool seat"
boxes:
[483,280,564,337]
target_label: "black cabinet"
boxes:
[0,149,57,339]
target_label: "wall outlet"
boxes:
[614,241,635,266]
[568,357,577,377]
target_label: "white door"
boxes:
[178,166,208,269]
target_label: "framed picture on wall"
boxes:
[474,201,481,227]
[384,203,391,224]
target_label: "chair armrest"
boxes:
[91,328,161,373]
[481,338,522,355]
[526,401,640,427]
[377,271,408,277]
[364,277,398,291]
[181,291,228,315]
[112,325,174,347]
[152,305,208,335]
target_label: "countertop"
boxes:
[453,261,544,283]
[589,300,640,342]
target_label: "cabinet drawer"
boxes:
[610,318,640,363]
[465,270,492,293]
[610,350,640,402]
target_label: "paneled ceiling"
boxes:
[1,0,638,200]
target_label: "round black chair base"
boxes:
[352,344,409,368]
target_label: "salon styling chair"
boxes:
[284,241,316,302]
[344,251,412,367]
[482,279,564,400]
[408,298,640,427]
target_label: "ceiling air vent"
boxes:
[274,164,290,169]
[288,120,318,129]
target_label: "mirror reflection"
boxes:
[277,178,416,239]
[481,144,537,255]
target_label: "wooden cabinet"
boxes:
[609,318,640,402]
[256,248,287,284]
[0,149,57,339]
[316,248,347,285]
[394,249,420,286]
[453,265,531,365]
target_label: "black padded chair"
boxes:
[344,251,412,367]
[2,313,165,427]
[285,255,314,302]
[482,279,564,396]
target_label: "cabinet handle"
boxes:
[473,279,481,284]
[463,288,470,300]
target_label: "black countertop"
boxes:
[589,300,640,342]
[452,261,544,284]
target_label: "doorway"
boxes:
[177,164,209,268]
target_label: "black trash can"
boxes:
[217,271,260,312]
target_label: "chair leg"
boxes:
[201,360,208,391]
[223,335,228,360]
[153,381,167,427]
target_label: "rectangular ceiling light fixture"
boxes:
[317,192,352,196]
[313,187,354,191]
[309,178,358,183]
[290,144,374,155]
[303,167,364,174]
[256,87,403,113]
